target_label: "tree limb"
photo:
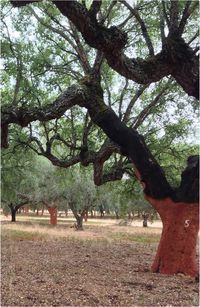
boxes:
[123,84,148,124]
[120,0,154,55]
[169,0,179,35]
[2,84,85,127]
[178,1,198,35]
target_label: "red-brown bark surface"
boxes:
[47,207,57,226]
[146,196,199,277]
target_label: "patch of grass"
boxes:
[1,228,46,241]
[110,232,160,243]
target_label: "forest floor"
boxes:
[1,215,199,307]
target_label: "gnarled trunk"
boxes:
[146,196,199,276]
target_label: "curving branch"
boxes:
[178,1,198,35]
[120,0,154,55]
[2,84,85,126]
[69,22,91,74]
[123,84,148,124]
[132,82,170,129]
[89,0,102,19]
[94,161,125,186]
[1,84,85,149]
[10,0,40,6]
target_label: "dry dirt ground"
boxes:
[1,217,199,307]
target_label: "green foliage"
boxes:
[1,144,37,205]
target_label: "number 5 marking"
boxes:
[184,220,190,228]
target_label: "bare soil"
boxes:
[1,220,199,307]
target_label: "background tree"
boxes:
[58,167,98,230]
[1,143,37,221]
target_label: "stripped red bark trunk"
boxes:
[47,207,57,225]
[146,196,199,276]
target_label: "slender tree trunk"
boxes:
[11,208,17,222]
[106,208,110,215]
[146,196,199,277]
[142,213,149,227]
[84,211,88,222]
[41,205,45,216]
[115,211,120,219]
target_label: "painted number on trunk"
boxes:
[184,219,190,228]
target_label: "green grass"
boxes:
[110,232,160,243]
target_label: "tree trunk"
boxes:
[143,219,148,227]
[24,206,29,214]
[47,207,57,225]
[75,215,83,230]
[41,205,45,216]
[128,212,132,219]
[146,196,199,277]
[142,213,149,227]
[84,211,88,222]
[11,208,17,222]
[115,211,120,219]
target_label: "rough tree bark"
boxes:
[146,196,199,276]
[80,78,199,277]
